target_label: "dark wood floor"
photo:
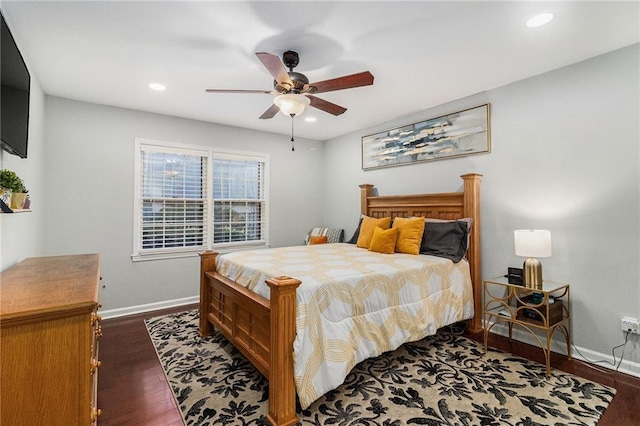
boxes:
[97,305,640,425]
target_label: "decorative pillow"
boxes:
[346,217,364,244]
[368,226,398,254]
[305,227,344,245]
[356,216,391,248]
[425,217,473,251]
[425,217,473,231]
[420,221,469,262]
[392,217,425,255]
[309,235,328,245]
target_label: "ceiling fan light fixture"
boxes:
[274,93,310,117]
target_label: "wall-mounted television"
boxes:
[1,10,30,159]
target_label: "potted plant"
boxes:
[0,169,29,210]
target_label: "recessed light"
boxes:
[149,83,166,91]
[526,12,554,28]
[304,116,317,123]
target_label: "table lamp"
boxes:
[514,230,552,289]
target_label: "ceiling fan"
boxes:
[205,50,374,120]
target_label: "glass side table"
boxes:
[483,276,571,376]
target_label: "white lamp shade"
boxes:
[274,94,310,116]
[514,229,552,258]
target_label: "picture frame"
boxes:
[361,104,491,170]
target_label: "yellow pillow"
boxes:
[368,226,399,254]
[356,216,391,248]
[392,216,426,255]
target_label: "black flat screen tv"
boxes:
[1,10,30,159]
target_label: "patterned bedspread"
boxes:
[215,243,474,408]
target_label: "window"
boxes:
[133,139,269,261]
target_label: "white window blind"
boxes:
[212,157,265,244]
[133,139,269,261]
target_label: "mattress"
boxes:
[215,242,474,408]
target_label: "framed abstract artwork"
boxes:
[362,104,490,170]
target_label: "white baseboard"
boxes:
[487,320,640,379]
[100,296,199,320]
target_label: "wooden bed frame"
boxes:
[199,173,482,426]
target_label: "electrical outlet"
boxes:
[621,317,640,334]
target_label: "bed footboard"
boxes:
[199,251,301,426]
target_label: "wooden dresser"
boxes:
[0,254,103,425]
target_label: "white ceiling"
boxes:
[2,1,638,141]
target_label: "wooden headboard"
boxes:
[359,173,483,332]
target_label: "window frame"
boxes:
[132,138,270,262]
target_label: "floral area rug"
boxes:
[145,310,615,426]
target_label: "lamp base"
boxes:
[523,258,543,290]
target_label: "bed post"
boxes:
[360,184,374,215]
[461,173,483,333]
[266,276,302,426]
[199,251,218,337]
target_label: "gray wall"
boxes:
[322,44,640,370]
[43,98,324,311]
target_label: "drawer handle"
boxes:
[91,407,103,422]
[91,313,103,326]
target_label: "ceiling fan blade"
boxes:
[255,52,294,90]
[259,104,280,120]
[205,89,275,94]
[304,71,374,94]
[307,95,347,116]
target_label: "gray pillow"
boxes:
[346,218,363,244]
[420,221,469,262]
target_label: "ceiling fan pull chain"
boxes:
[290,114,295,151]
